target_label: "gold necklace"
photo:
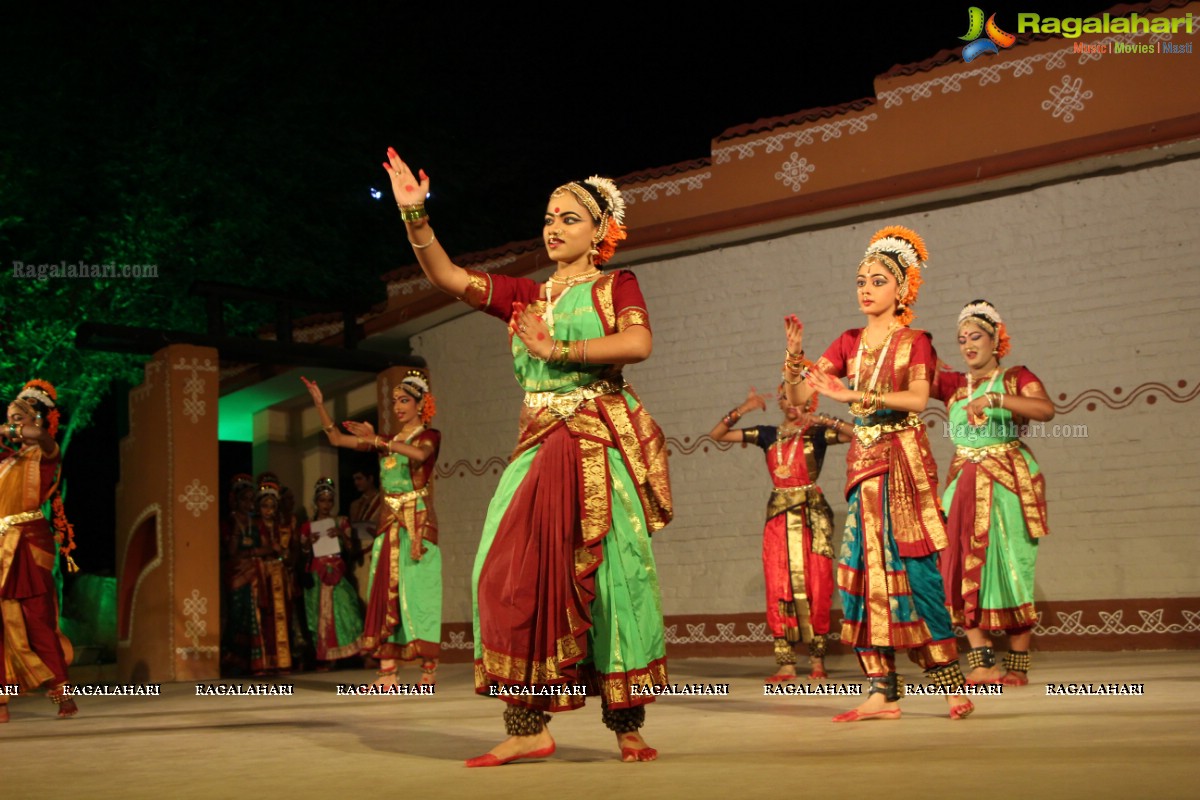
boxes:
[966,366,1001,427]
[548,268,601,286]
[772,426,805,480]
[544,272,600,335]
[853,324,899,391]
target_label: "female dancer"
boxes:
[226,480,292,674]
[709,387,850,681]
[0,380,78,721]
[382,148,672,765]
[934,300,1053,685]
[302,371,442,686]
[299,477,364,669]
[784,226,972,721]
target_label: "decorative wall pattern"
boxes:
[714,114,877,163]
[431,379,1197,479]
[624,172,713,205]
[878,29,1176,108]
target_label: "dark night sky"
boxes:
[7,2,1113,260]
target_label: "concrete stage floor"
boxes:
[3,651,1197,800]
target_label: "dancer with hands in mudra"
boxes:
[782,226,973,722]
[382,148,672,766]
[709,386,849,682]
[302,372,442,687]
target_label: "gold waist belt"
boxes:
[523,377,625,420]
[956,440,1021,464]
[853,412,923,448]
[0,510,44,537]
[384,485,429,510]
[771,483,816,496]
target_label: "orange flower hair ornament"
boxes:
[957,300,1011,358]
[419,393,437,425]
[861,225,929,326]
[552,176,628,266]
[14,379,61,437]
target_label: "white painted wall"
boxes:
[410,156,1200,624]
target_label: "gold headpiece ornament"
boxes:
[551,176,628,265]
[392,368,436,424]
[313,476,336,501]
[393,368,430,401]
[12,379,60,437]
[257,481,281,500]
[860,225,929,326]
[958,299,1011,357]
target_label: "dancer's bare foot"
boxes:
[372,661,398,689]
[965,665,1004,683]
[947,693,975,719]
[832,690,900,722]
[418,659,437,686]
[465,731,556,767]
[1000,669,1029,686]
[808,657,828,680]
[617,731,657,762]
[48,685,78,719]
[765,663,797,682]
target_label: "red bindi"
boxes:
[553,207,560,213]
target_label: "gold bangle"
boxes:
[408,231,436,250]
[399,203,427,222]
[322,424,334,433]
[581,339,589,365]
[781,370,803,386]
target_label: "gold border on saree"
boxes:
[0,510,43,537]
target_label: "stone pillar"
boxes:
[115,345,220,682]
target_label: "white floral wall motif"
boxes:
[175,588,219,660]
[625,172,713,204]
[1042,75,1094,123]
[715,114,876,163]
[177,478,215,518]
[775,153,816,193]
[171,356,217,424]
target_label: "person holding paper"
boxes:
[299,478,364,668]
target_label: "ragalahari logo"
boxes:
[960,7,1017,62]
